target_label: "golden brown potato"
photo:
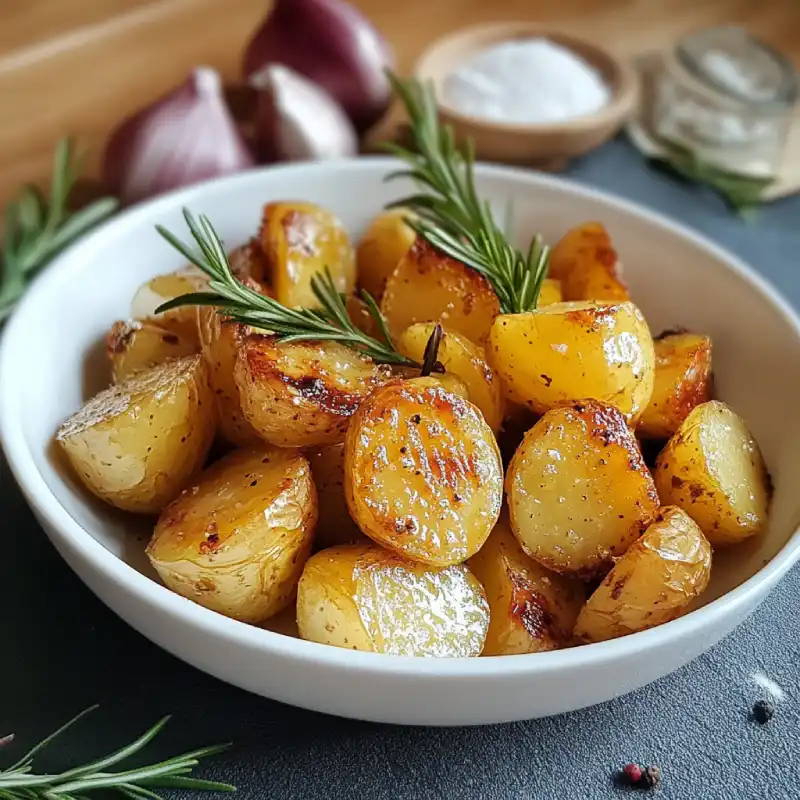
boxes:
[356,208,417,302]
[637,330,713,440]
[56,355,215,513]
[538,278,563,307]
[307,443,369,550]
[260,201,355,308]
[106,319,198,383]
[344,377,503,566]
[397,323,505,431]
[227,238,270,284]
[574,506,712,643]
[381,238,500,346]
[428,371,470,401]
[654,401,771,546]
[488,301,655,423]
[506,400,660,579]
[296,544,489,656]
[346,293,383,340]
[468,514,585,655]
[549,222,630,302]
[147,447,316,623]
[235,334,387,448]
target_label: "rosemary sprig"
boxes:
[0,138,118,323]
[382,74,549,315]
[155,209,420,368]
[0,705,234,798]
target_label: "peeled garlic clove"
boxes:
[103,67,256,205]
[255,65,358,163]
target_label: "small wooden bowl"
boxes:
[415,22,639,169]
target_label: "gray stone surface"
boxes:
[2,138,799,799]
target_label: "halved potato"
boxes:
[488,301,655,423]
[344,377,503,566]
[147,447,316,623]
[468,514,585,655]
[356,207,417,303]
[381,238,500,346]
[654,401,771,546]
[506,400,660,579]
[106,319,198,383]
[574,505,711,643]
[235,334,387,448]
[260,201,355,308]
[637,330,713,440]
[56,355,215,513]
[296,544,489,656]
[549,222,629,302]
[397,323,505,431]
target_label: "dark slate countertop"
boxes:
[2,138,800,800]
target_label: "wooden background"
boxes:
[1,0,799,207]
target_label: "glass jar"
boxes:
[654,27,797,178]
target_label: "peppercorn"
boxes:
[753,699,775,724]
[642,765,662,789]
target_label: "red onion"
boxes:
[103,67,256,205]
[243,0,394,134]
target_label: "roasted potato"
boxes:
[307,443,369,550]
[296,544,489,656]
[235,334,387,448]
[261,604,300,638]
[574,506,711,643]
[106,319,198,383]
[381,238,500,346]
[549,222,630,302]
[468,514,585,655]
[130,268,207,344]
[654,401,770,546]
[538,278,563,307]
[637,330,713,440]
[356,208,417,303]
[506,400,660,579]
[344,377,503,566]
[397,323,505,431]
[147,447,316,623]
[488,301,655,423]
[56,355,215,513]
[227,238,270,284]
[346,293,383,340]
[260,201,355,308]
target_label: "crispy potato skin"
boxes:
[57,355,216,513]
[468,515,585,655]
[574,506,711,642]
[296,544,489,656]
[488,301,655,423]
[549,222,630,302]
[397,323,505,431]
[235,334,387,448]
[106,320,198,383]
[356,208,417,303]
[637,331,713,440]
[654,401,771,546]
[507,400,660,579]
[260,201,355,308]
[148,447,316,623]
[538,278,563,307]
[345,378,503,567]
[381,238,500,346]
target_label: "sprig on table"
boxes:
[0,705,234,798]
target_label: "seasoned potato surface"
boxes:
[130,268,206,344]
[106,319,198,383]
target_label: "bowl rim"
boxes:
[414,21,640,135]
[2,156,800,679]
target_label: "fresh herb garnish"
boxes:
[382,73,550,314]
[0,138,118,324]
[0,705,234,798]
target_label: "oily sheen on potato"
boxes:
[56,354,215,513]
[344,377,503,567]
[506,400,660,579]
[654,401,771,546]
[106,319,198,383]
[147,447,317,623]
[356,207,417,303]
[296,544,489,656]
[468,515,585,655]
[574,506,712,643]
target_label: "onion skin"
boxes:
[103,67,256,205]
[243,0,394,133]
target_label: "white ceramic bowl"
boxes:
[2,159,800,726]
